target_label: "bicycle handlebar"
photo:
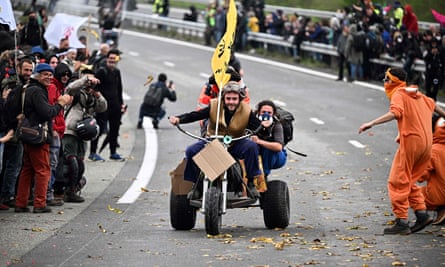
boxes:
[175,124,263,145]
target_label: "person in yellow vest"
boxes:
[204,1,216,46]
[393,1,404,29]
[152,0,169,17]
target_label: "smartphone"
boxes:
[169,80,173,87]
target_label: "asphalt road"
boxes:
[1,2,445,267]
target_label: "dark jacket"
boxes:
[95,66,123,113]
[142,80,177,113]
[23,79,63,144]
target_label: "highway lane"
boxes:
[8,29,445,266]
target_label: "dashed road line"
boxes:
[349,140,366,149]
[310,117,325,125]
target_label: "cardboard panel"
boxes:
[193,139,235,181]
[170,159,193,195]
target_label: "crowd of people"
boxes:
[195,0,444,99]
[0,6,128,212]
[0,0,444,233]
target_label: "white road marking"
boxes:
[349,140,366,148]
[164,61,175,67]
[117,117,157,204]
[310,117,325,125]
[200,72,210,79]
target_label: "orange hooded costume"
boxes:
[419,117,445,210]
[385,69,436,219]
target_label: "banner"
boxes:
[211,0,237,89]
[44,13,87,48]
[0,0,17,31]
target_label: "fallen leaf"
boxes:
[141,187,149,192]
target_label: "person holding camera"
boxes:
[63,69,106,202]
[251,100,287,178]
[137,73,176,130]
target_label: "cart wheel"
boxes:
[205,187,222,235]
[170,190,197,230]
[262,180,290,229]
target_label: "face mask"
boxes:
[258,112,273,122]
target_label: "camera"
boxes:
[168,80,174,87]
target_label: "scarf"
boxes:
[384,69,406,100]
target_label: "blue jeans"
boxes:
[184,139,261,183]
[260,148,287,176]
[350,63,363,80]
[47,135,61,200]
[1,142,23,199]
[138,104,166,123]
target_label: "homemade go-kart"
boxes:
[169,124,290,235]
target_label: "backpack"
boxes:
[352,32,366,51]
[4,83,26,130]
[275,106,294,146]
[143,83,163,107]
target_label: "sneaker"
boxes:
[0,204,9,210]
[47,198,64,206]
[14,207,30,213]
[2,196,15,207]
[88,153,105,162]
[410,212,433,233]
[33,207,52,213]
[384,218,411,235]
[64,192,85,203]
[152,119,159,129]
[110,153,125,161]
[432,207,445,225]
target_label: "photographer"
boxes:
[137,73,176,130]
[63,69,106,202]
[250,100,287,178]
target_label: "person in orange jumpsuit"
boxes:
[358,67,445,235]
[419,116,445,225]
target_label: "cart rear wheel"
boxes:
[262,180,290,229]
[170,191,197,230]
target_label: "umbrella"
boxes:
[431,9,445,27]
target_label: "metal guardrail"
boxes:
[51,2,427,73]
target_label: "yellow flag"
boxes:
[211,0,237,90]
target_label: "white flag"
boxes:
[44,13,87,48]
[0,0,17,31]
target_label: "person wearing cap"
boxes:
[14,63,73,214]
[31,46,45,64]
[45,63,74,206]
[169,81,266,199]
[358,67,445,235]
[418,116,445,226]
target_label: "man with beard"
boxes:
[169,81,266,199]
[89,49,125,161]
[14,63,72,213]
[0,57,34,208]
